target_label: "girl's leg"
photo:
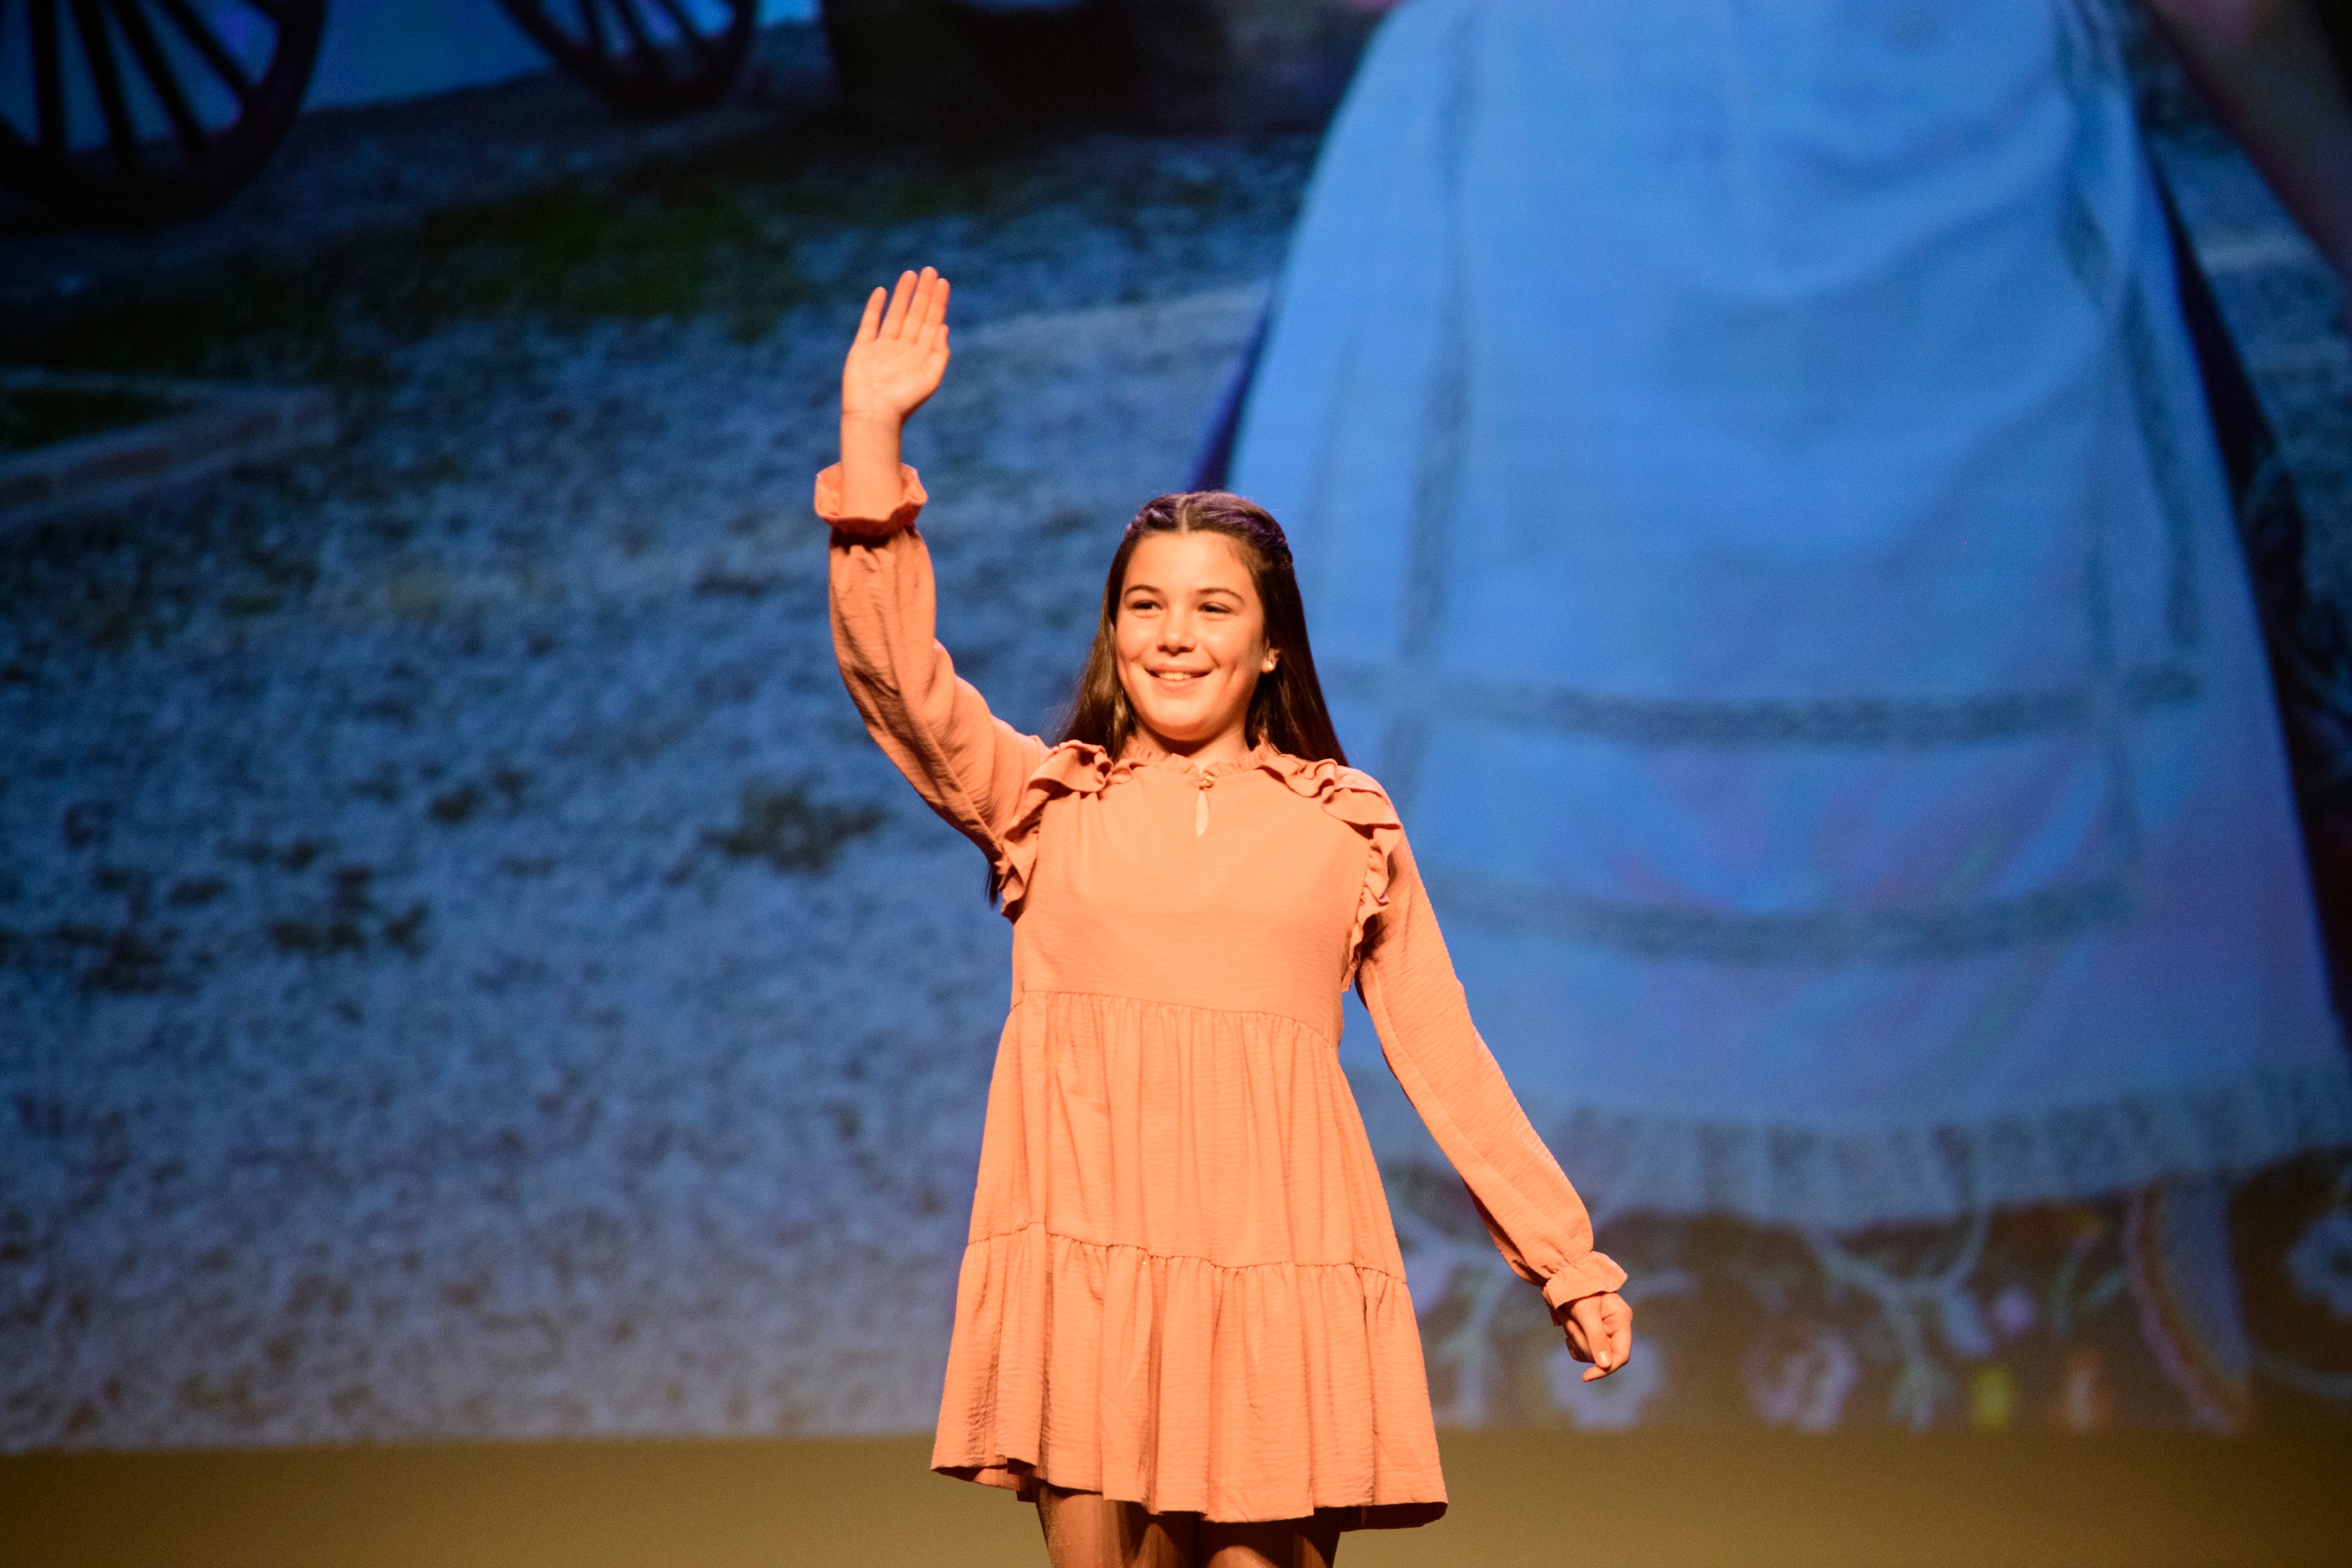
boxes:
[1036,1485,1200,1568]
[1198,1514,1342,1568]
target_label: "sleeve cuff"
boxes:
[1541,1251,1629,1312]
[815,462,927,536]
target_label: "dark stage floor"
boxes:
[3,1430,2347,1568]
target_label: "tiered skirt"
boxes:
[929,990,1450,1528]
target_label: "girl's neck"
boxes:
[1126,722,1259,771]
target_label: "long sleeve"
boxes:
[1356,830,1626,1310]
[819,463,1049,859]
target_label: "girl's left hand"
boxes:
[1557,1291,1633,1380]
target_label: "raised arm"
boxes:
[1356,829,1632,1376]
[824,270,1049,858]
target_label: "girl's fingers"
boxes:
[865,268,950,350]
[881,270,918,337]
[1577,1305,1607,1379]
[1555,1293,1629,1379]
[849,271,950,414]
[1573,1297,1624,1373]
[907,268,937,335]
[1597,1300,1630,1374]
[909,271,945,352]
[1583,1302,1612,1370]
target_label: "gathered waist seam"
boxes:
[963,1220,1406,1286]
[1006,987,1340,1047]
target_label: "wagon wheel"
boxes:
[497,0,759,118]
[0,0,326,227]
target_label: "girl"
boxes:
[820,268,1631,1568]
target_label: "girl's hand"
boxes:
[836,268,950,522]
[1558,1291,1633,1381]
[842,268,951,429]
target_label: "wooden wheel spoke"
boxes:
[647,0,720,66]
[68,0,144,175]
[151,0,257,107]
[493,0,751,114]
[109,0,211,161]
[31,0,68,152]
[605,0,670,82]
[1,0,319,223]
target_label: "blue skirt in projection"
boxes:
[1228,0,2352,1229]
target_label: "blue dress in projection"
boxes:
[1228,0,2352,1232]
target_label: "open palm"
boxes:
[842,268,951,426]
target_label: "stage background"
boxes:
[4,1,2351,1523]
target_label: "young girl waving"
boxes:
[820,268,1630,1568]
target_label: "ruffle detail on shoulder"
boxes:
[993,741,1124,918]
[813,461,928,536]
[931,1222,1447,1528]
[1253,755,1404,982]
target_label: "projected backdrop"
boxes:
[4,0,2351,1450]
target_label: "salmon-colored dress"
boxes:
[819,465,1625,1529]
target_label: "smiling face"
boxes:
[1114,530,1279,760]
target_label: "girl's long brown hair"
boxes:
[1058,491,1348,766]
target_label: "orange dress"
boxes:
[820,465,1624,1528]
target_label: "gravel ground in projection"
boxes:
[3,45,2349,1449]
[0,103,1303,1445]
